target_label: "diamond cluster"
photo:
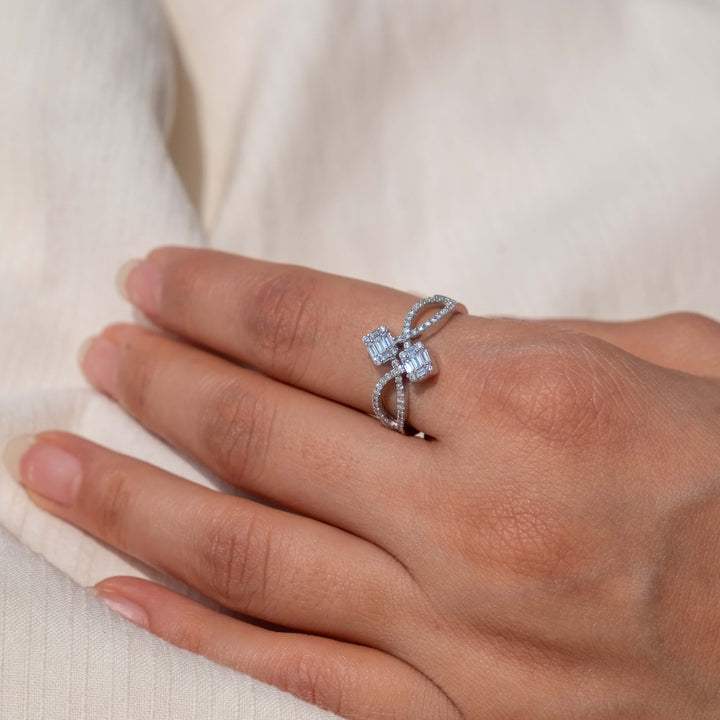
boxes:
[362,326,397,365]
[362,295,457,432]
[400,342,433,382]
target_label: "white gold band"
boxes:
[362,295,458,433]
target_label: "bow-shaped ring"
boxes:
[362,295,457,433]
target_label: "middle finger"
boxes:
[81,323,433,545]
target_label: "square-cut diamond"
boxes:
[363,326,398,365]
[399,342,434,381]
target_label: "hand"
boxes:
[7,247,720,719]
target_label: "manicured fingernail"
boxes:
[79,336,119,396]
[2,434,36,484]
[117,259,161,316]
[92,589,149,629]
[8,439,82,505]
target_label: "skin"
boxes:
[11,246,720,719]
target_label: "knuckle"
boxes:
[165,622,208,658]
[203,505,275,608]
[200,379,276,484]
[162,255,203,321]
[281,650,352,713]
[93,468,134,546]
[248,269,323,384]
[658,311,720,344]
[479,335,631,448]
[648,312,720,375]
[113,335,160,420]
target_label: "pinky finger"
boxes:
[92,577,458,720]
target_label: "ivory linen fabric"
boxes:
[1,0,719,717]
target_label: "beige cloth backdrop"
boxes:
[1,0,719,717]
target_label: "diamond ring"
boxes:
[362,295,458,433]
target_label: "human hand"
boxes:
[6,247,720,719]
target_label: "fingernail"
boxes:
[10,439,82,505]
[2,434,36,484]
[77,336,94,368]
[92,589,149,629]
[117,259,161,316]
[79,336,119,396]
[115,259,140,301]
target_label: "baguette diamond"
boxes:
[363,326,398,365]
[399,343,434,382]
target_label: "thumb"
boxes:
[544,312,720,379]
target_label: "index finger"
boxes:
[119,247,467,436]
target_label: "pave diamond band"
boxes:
[363,295,458,433]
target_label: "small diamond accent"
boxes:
[399,343,434,382]
[362,326,398,365]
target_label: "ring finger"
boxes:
[7,431,414,646]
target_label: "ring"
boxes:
[362,295,458,433]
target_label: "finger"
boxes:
[91,577,459,720]
[11,431,413,646]
[80,323,433,543]
[542,313,720,378]
[118,246,467,435]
